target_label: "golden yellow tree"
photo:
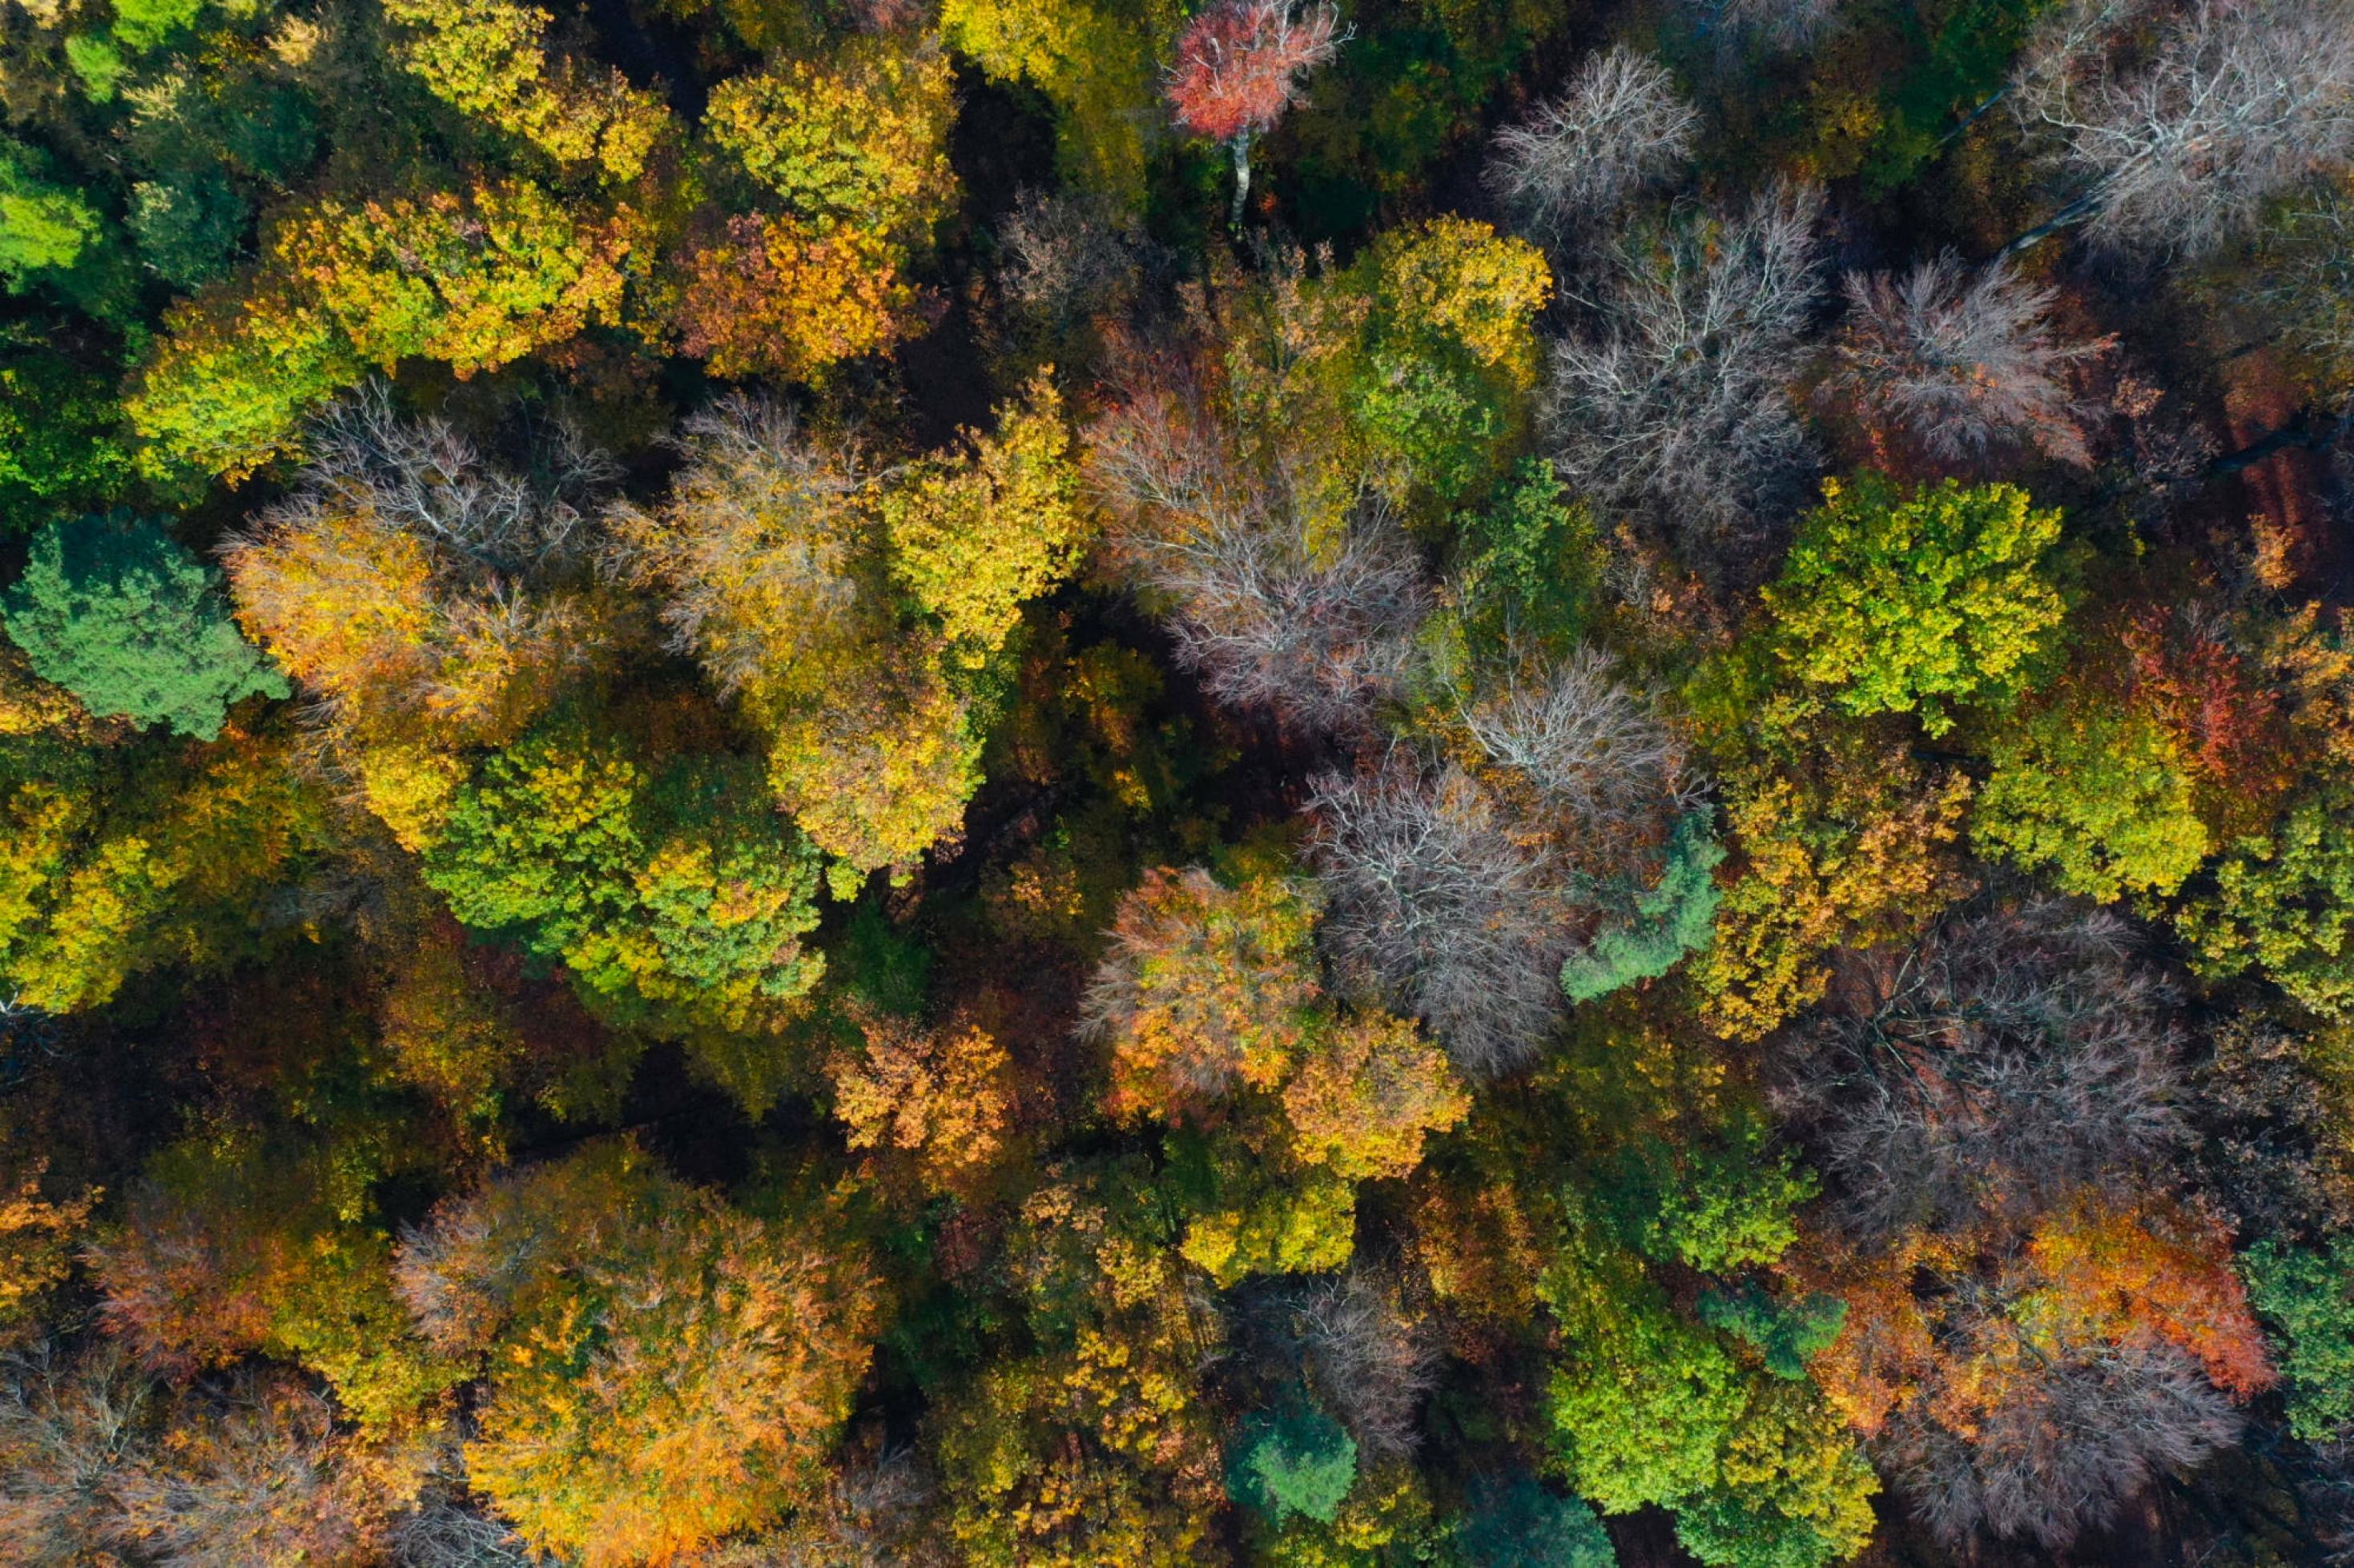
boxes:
[395,1142,881,1566]
[381,0,671,183]
[706,33,956,232]
[614,376,1088,883]
[887,371,1096,659]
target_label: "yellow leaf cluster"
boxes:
[887,372,1096,659]
[0,1164,96,1345]
[618,378,1089,878]
[1282,1011,1470,1182]
[940,0,1184,199]
[1696,759,1973,1042]
[382,0,672,183]
[674,213,919,383]
[706,34,956,233]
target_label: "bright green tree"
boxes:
[1341,215,1552,508]
[1664,1381,1880,1568]
[2178,783,2354,1018]
[2,513,286,739]
[0,730,325,1012]
[1973,693,2211,901]
[0,136,101,288]
[131,179,637,480]
[421,718,826,1106]
[1766,473,2066,737]
[2243,1236,2354,1442]
[1540,1159,1872,1568]
[1543,1276,1748,1513]
[380,0,669,183]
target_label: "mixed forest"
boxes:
[6,0,2354,1562]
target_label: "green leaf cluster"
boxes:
[422,718,827,1067]
[1228,1402,1361,1526]
[2179,783,2354,1018]
[1,512,286,739]
[1766,473,2065,738]
[1562,813,1726,1005]
[1454,1474,1616,1568]
[2242,1236,2354,1442]
[1698,1285,1849,1381]
[1973,694,2210,902]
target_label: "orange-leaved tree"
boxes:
[393,1141,881,1565]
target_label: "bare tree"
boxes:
[392,1488,542,1567]
[0,1343,151,1564]
[1545,180,1825,577]
[299,384,613,581]
[1679,0,1848,53]
[2014,0,2354,259]
[1771,901,2190,1243]
[2297,1441,2354,1565]
[1456,644,1693,846]
[1825,252,2109,467]
[1092,378,1429,734]
[998,187,1149,330]
[1308,761,1576,1076]
[1888,1337,2242,1550]
[223,384,617,742]
[1486,46,1698,247]
[2193,1011,2354,1239]
[729,1445,942,1566]
[1151,506,1426,734]
[1284,1272,1439,1464]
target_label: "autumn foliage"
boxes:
[13,0,2354,1562]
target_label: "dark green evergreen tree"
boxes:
[2,511,285,739]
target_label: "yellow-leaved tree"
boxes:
[614,371,1090,886]
[393,1141,881,1566]
[670,30,956,383]
[380,0,672,183]
[132,181,639,480]
[940,0,1184,200]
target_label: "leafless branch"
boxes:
[2014,0,2354,258]
[1825,251,2109,467]
[1308,761,1577,1076]
[1487,47,1698,246]
[1545,181,1825,578]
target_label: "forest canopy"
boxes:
[4,0,2354,1563]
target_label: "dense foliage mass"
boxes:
[3,0,2354,1562]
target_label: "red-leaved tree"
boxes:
[1166,0,1346,226]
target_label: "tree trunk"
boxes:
[2209,399,2354,477]
[1938,86,2010,148]
[1230,129,1254,229]
[2000,187,2106,256]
